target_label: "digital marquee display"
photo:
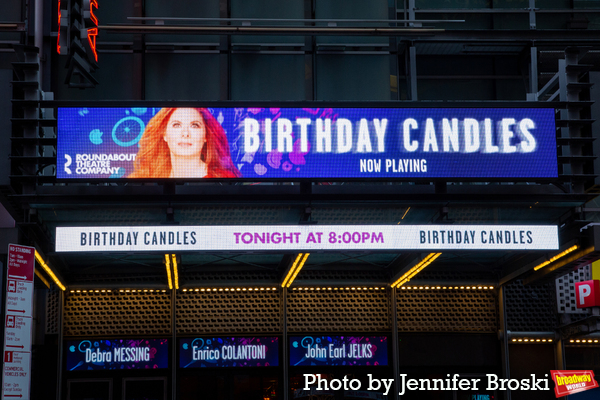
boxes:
[56,107,557,180]
[289,336,388,366]
[55,225,559,253]
[179,337,279,368]
[66,339,169,370]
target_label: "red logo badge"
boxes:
[574,280,600,308]
[551,370,599,397]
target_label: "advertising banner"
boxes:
[289,336,388,366]
[66,339,169,370]
[179,337,279,368]
[56,107,557,180]
[55,225,559,253]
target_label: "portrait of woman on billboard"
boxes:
[129,107,241,178]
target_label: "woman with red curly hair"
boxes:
[129,108,241,178]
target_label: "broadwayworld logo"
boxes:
[551,370,599,397]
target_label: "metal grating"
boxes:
[177,206,300,225]
[64,291,171,337]
[68,273,167,286]
[556,265,592,314]
[45,288,60,335]
[176,289,281,334]
[397,289,497,332]
[451,207,496,224]
[310,207,408,224]
[183,270,279,284]
[504,280,558,331]
[287,288,389,332]
[298,270,389,283]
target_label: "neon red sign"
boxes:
[86,0,98,62]
[57,0,61,54]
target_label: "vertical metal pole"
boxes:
[391,287,400,400]
[409,46,418,101]
[56,290,64,400]
[408,0,416,26]
[498,286,511,400]
[304,0,314,101]
[555,339,566,369]
[171,289,176,400]
[219,0,230,100]
[283,287,288,400]
[389,0,398,100]
[528,0,536,29]
[34,0,43,84]
[528,46,538,100]
[555,339,567,399]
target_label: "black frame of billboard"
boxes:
[50,100,559,184]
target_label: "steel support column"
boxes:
[171,288,177,400]
[408,45,417,101]
[56,290,65,400]
[499,286,511,400]
[391,287,400,400]
[528,46,538,100]
[283,287,289,400]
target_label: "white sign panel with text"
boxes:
[56,225,559,252]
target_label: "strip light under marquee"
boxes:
[55,225,559,252]
[56,107,557,180]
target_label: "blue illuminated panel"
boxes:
[179,337,279,368]
[289,336,388,366]
[66,339,169,370]
[57,107,557,180]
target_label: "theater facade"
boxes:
[1,1,600,400]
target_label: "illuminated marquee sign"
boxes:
[289,336,388,366]
[56,107,557,180]
[66,339,169,370]
[179,337,279,368]
[55,225,559,253]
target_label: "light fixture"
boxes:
[391,253,442,288]
[533,245,579,271]
[34,250,66,291]
[164,254,179,290]
[164,254,173,290]
[281,253,310,288]
[511,337,554,343]
[171,254,179,289]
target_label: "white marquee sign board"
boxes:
[56,225,559,252]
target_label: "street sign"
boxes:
[2,351,31,399]
[2,244,35,400]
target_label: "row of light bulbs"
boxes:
[70,285,495,293]
[293,287,385,291]
[70,289,168,293]
[401,286,494,290]
[569,339,600,344]
[182,288,277,292]
[512,338,553,343]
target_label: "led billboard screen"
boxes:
[55,225,559,253]
[66,339,169,370]
[56,107,557,180]
[179,337,279,368]
[289,336,388,366]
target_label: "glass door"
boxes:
[67,379,112,400]
[122,377,167,400]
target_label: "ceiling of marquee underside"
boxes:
[32,203,575,289]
